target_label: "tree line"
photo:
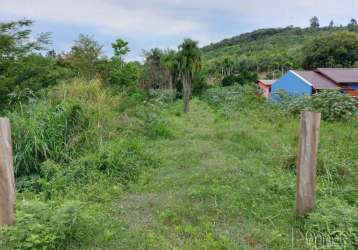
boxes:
[2,18,358,114]
[0,19,206,113]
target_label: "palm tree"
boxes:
[161,49,179,90]
[177,39,202,113]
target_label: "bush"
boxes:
[278,90,358,121]
[93,138,157,186]
[0,200,84,250]
[221,71,258,87]
[148,89,177,104]
[0,76,165,249]
[202,84,263,114]
[221,75,240,87]
[117,94,173,139]
[10,102,89,176]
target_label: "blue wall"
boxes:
[347,84,358,90]
[271,71,313,96]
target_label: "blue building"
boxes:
[271,69,340,96]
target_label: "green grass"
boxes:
[1,82,357,249]
[106,97,357,249]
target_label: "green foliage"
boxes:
[177,39,202,78]
[118,94,173,139]
[112,38,130,59]
[1,19,357,250]
[202,84,263,114]
[0,19,48,59]
[0,20,69,109]
[221,71,258,86]
[278,90,358,121]
[177,38,202,112]
[4,55,70,105]
[1,78,162,249]
[93,138,157,186]
[310,16,320,29]
[203,26,358,76]
[0,200,84,250]
[141,48,174,90]
[203,26,307,74]
[304,198,358,249]
[66,34,104,80]
[114,94,357,249]
[107,38,141,89]
[148,88,177,103]
[10,102,89,176]
[221,75,239,87]
[109,60,142,88]
[192,70,209,96]
[348,18,358,31]
[302,31,358,69]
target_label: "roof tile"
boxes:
[292,70,340,89]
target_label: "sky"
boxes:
[1,0,358,61]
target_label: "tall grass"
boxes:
[1,78,160,249]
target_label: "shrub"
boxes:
[148,89,177,104]
[278,90,358,121]
[10,102,89,176]
[36,138,157,197]
[221,75,240,87]
[118,96,173,139]
[93,138,157,186]
[221,71,258,87]
[0,200,84,250]
[202,84,263,114]
[310,91,358,121]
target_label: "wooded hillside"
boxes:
[202,25,358,77]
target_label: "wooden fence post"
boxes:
[0,118,15,226]
[296,111,321,217]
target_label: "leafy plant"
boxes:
[0,200,84,250]
[10,102,89,176]
[278,90,358,121]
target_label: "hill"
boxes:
[202,26,358,77]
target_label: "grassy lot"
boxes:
[109,97,357,249]
[2,82,357,249]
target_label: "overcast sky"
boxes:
[1,0,357,61]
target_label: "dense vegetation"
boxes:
[203,20,358,80]
[0,18,357,249]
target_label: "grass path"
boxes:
[113,100,304,249]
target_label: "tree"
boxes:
[329,20,334,28]
[108,38,138,87]
[348,18,358,26]
[177,39,202,113]
[302,31,358,69]
[141,48,172,90]
[109,60,141,88]
[0,19,68,109]
[348,18,358,31]
[161,49,179,90]
[112,38,129,60]
[67,34,104,80]
[310,16,320,29]
[0,19,50,60]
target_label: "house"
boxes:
[271,68,358,97]
[257,79,277,97]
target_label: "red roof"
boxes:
[292,70,340,90]
[316,68,358,84]
[258,79,277,86]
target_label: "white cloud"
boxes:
[1,0,358,53]
[0,0,201,35]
